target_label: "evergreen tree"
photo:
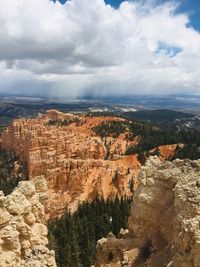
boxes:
[129,178,134,194]
[48,196,132,267]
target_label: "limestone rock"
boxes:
[4,191,31,215]
[95,230,139,267]
[33,176,48,193]
[0,207,11,226]
[18,181,35,197]
[0,180,57,267]
[24,212,36,225]
[20,245,56,267]
[95,157,200,267]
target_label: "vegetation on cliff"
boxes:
[92,118,200,164]
[0,149,28,195]
[135,128,200,163]
[48,196,132,267]
[172,144,200,160]
[47,118,80,127]
[92,120,127,138]
[126,123,200,154]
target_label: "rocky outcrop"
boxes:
[1,110,140,217]
[150,144,184,161]
[95,157,200,267]
[95,230,139,267]
[0,177,57,267]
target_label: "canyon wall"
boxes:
[95,157,200,267]
[1,110,140,217]
[0,176,56,267]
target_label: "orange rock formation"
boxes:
[1,110,140,218]
[151,143,184,161]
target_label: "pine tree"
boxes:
[48,196,132,267]
[129,178,134,194]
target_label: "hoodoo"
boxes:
[1,110,140,218]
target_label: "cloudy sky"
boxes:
[0,0,200,98]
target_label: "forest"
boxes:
[47,117,80,126]
[123,109,194,123]
[48,196,132,267]
[126,123,200,154]
[92,119,200,162]
[92,120,127,138]
[172,144,200,160]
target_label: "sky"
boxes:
[0,0,200,98]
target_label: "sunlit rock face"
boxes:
[0,177,57,267]
[1,110,140,218]
[95,157,200,267]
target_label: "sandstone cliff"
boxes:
[1,110,140,217]
[95,157,200,267]
[0,176,56,267]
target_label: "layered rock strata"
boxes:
[0,176,56,267]
[1,110,140,217]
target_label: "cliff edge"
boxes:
[95,157,200,267]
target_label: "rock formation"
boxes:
[95,157,200,267]
[0,176,57,267]
[1,110,140,218]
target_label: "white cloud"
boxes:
[0,0,200,97]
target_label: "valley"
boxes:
[0,101,200,267]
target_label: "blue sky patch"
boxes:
[105,0,125,8]
[156,42,183,57]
